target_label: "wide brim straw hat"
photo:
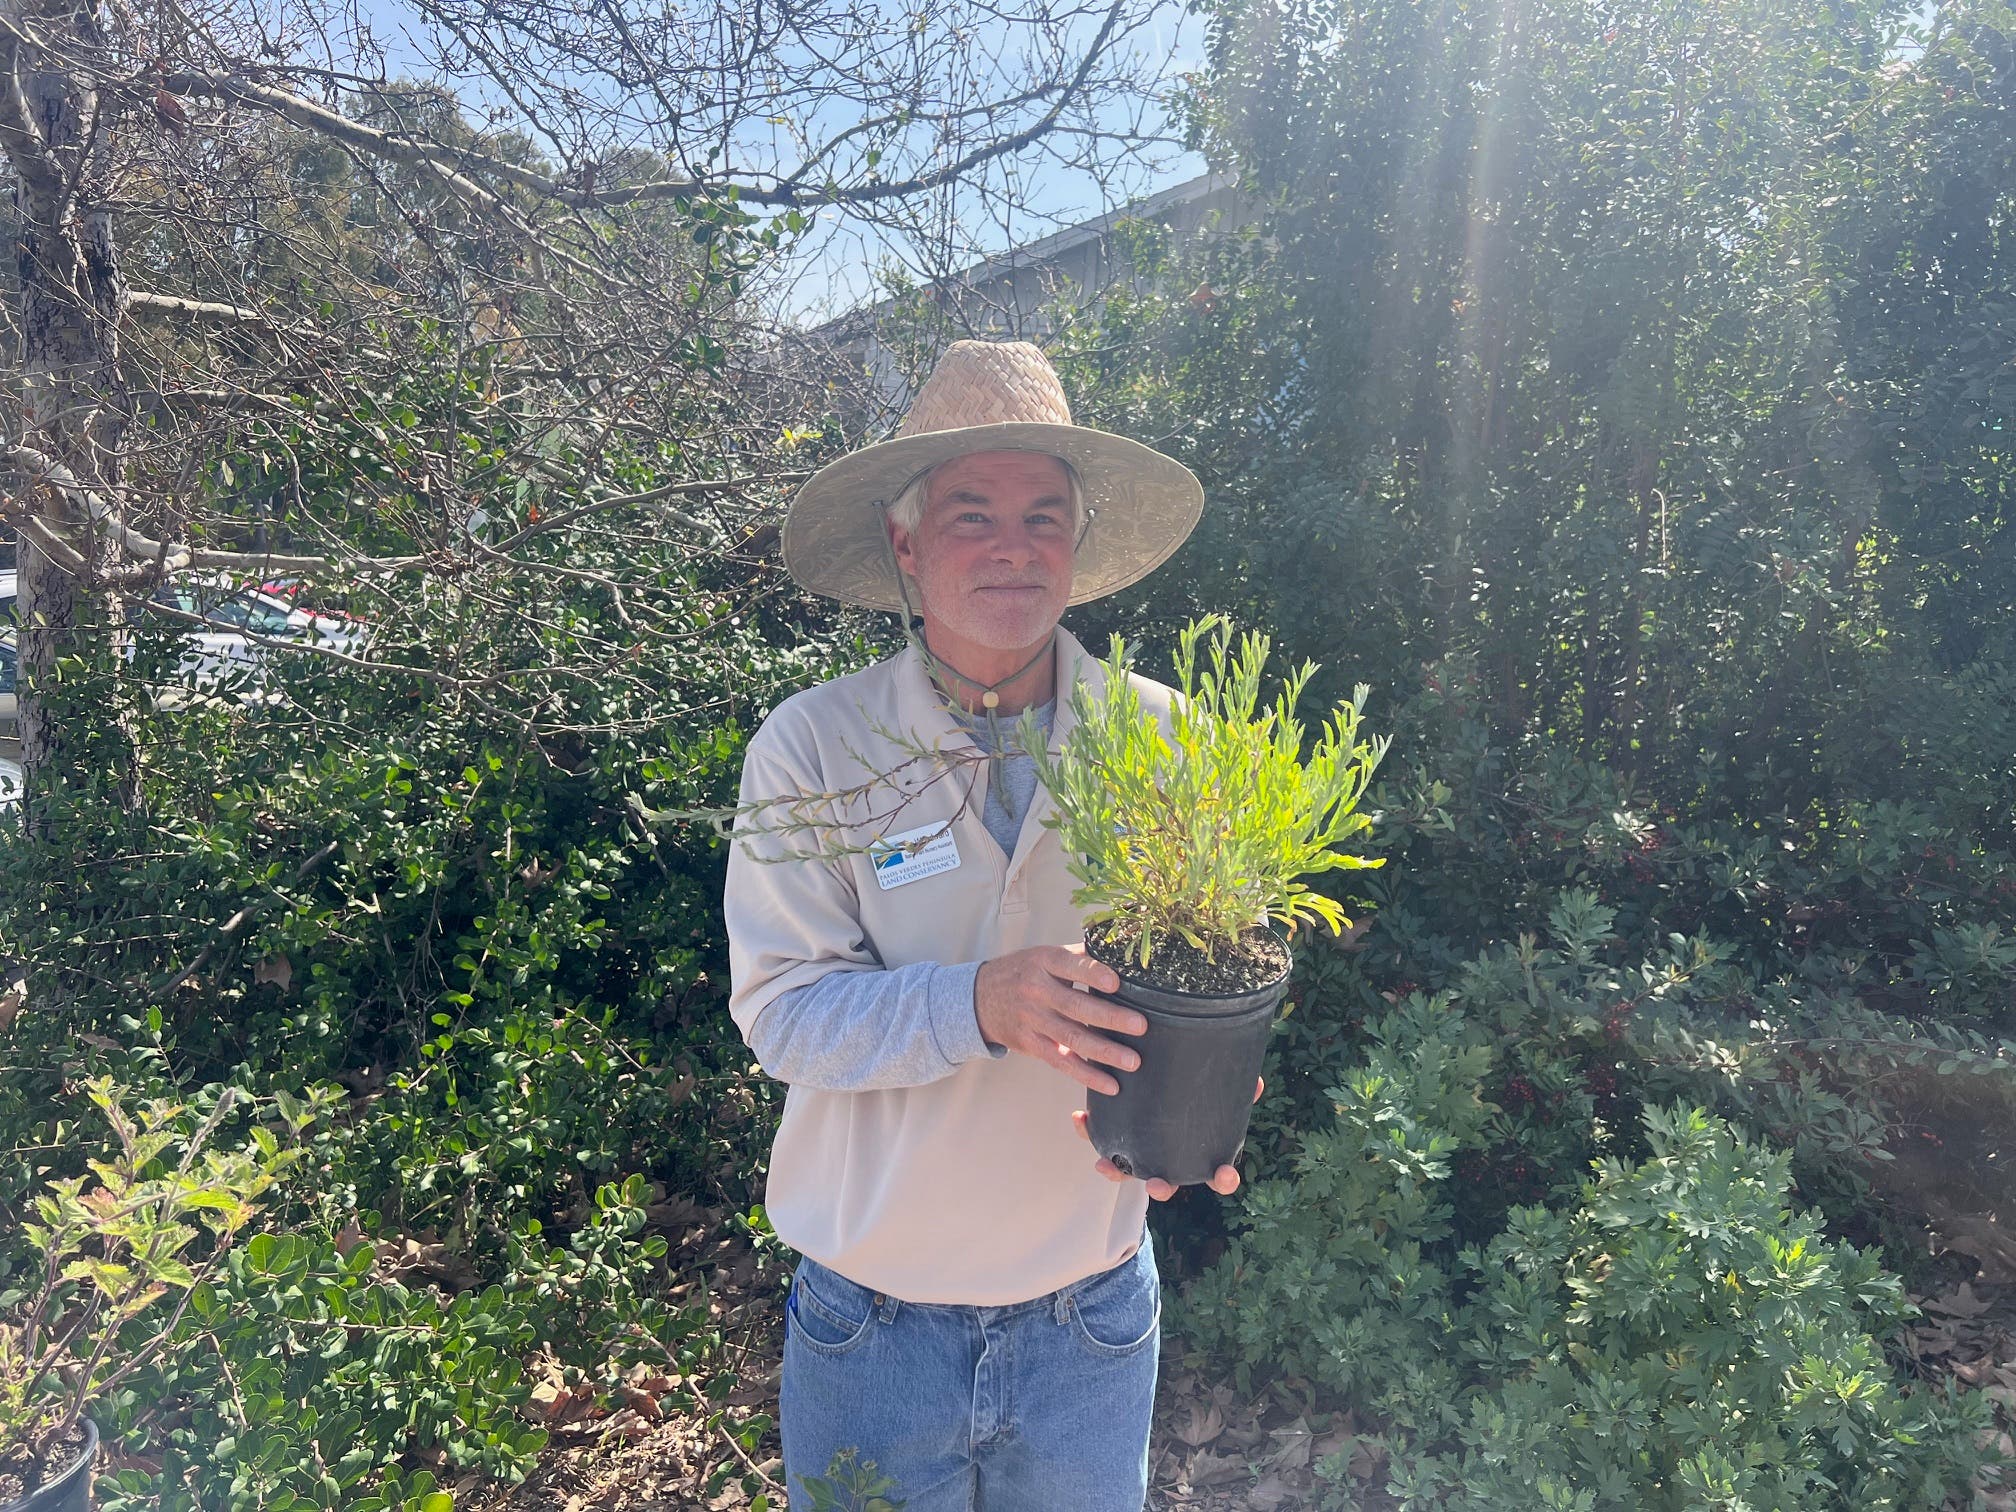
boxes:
[783,339,1204,611]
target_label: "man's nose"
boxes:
[991,520,1039,565]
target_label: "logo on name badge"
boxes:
[869,822,961,891]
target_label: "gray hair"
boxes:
[884,455,1085,537]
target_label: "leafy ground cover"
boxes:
[375,1230,2016,1512]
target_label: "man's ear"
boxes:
[888,518,917,574]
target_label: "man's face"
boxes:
[889,450,1076,654]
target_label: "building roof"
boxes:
[813,169,1237,337]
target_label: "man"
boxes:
[725,340,1261,1510]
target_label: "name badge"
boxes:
[869,822,961,891]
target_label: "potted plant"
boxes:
[1,1078,306,1511]
[1022,616,1390,1187]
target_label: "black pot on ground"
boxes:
[1083,929,1291,1188]
[3,1418,97,1512]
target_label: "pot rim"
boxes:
[6,1416,98,1512]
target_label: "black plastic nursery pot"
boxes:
[1083,936,1291,1189]
[4,1418,97,1512]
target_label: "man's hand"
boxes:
[1071,1077,1265,1199]
[974,944,1146,1096]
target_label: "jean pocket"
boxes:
[1067,1250,1162,1358]
[789,1261,879,1357]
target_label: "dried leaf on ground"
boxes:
[1176,1401,1225,1448]
[1349,1436,1390,1482]
[1265,1414,1315,1471]
[1311,1414,1360,1461]
[1246,1471,1302,1509]
[1925,1281,1993,1318]
[1185,1449,1251,1487]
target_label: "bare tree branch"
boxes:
[157,2,1130,211]
[125,289,307,337]
[0,0,1171,811]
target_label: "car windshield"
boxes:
[171,586,295,637]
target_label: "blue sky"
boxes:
[770,6,1210,323]
[331,0,1206,323]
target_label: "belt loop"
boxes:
[876,1291,900,1324]
[1053,1288,1070,1325]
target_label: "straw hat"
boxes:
[783,340,1204,610]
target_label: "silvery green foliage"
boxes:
[1024,616,1391,967]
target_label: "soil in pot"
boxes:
[1084,919,1289,996]
[1081,920,1291,1188]
[1,1418,97,1512]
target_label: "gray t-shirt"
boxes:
[951,696,1055,858]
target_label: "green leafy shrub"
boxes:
[89,1171,696,1512]
[1176,1076,1988,1507]
[1231,666,2016,1271]
[0,1080,307,1493]
[1055,0,2016,1350]
[0,455,844,1505]
[1222,882,1701,1244]
[1172,992,1491,1420]
[1431,1104,1986,1510]
[1167,878,1995,1507]
[331,998,731,1260]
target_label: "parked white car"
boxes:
[142,576,371,690]
[0,567,370,701]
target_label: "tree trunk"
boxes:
[3,0,140,830]
[1611,441,1656,777]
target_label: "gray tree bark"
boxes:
[2,0,139,826]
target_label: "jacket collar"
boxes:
[891,624,1104,883]
[891,623,1102,755]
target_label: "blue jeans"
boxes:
[780,1230,1161,1510]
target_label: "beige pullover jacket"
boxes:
[725,625,1172,1306]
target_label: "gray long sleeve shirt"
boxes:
[744,698,1055,1091]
